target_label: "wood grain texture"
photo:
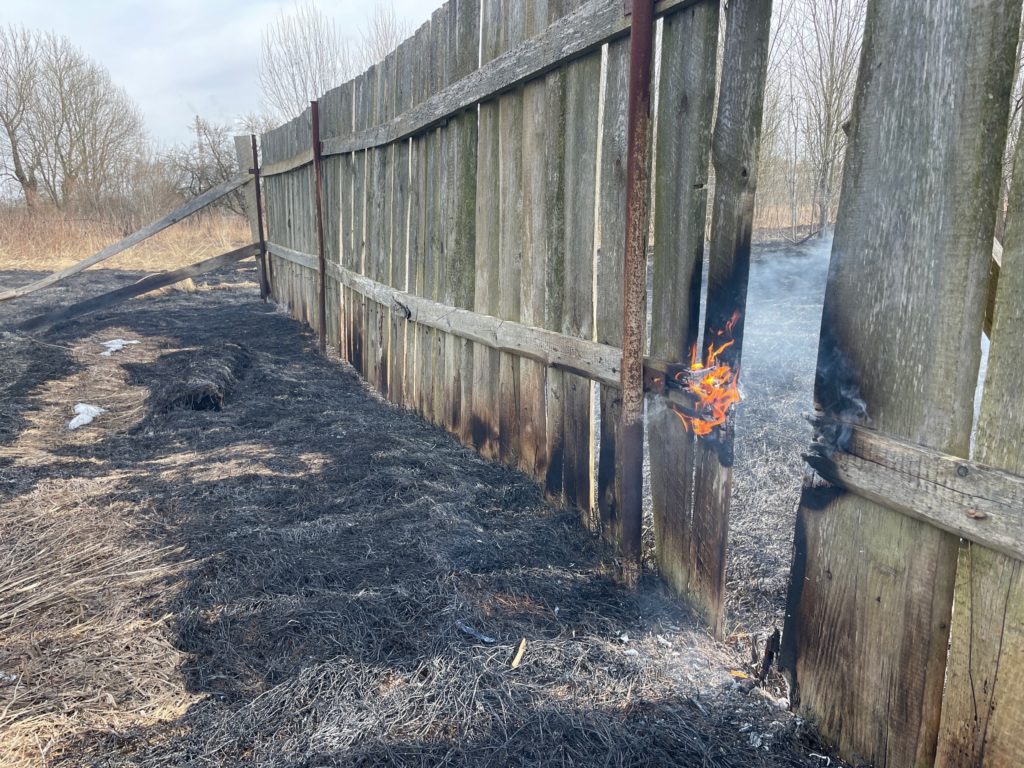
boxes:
[443,0,481,443]
[687,0,770,639]
[388,40,413,406]
[648,0,719,601]
[406,21,431,411]
[804,421,1024,563]
[560,42,600,518]
[316,0,702,160]
[497,0,528,465]
[472,0,504,457]
[428,6,450,427]
[595,36,629,541]
[780,2,1021,765]
[937,114,1024,767]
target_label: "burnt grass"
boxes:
[0,263,843,767]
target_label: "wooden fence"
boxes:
[254,0,771,639]
[251,0,1024,765]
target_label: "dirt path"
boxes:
[0,266,843,767]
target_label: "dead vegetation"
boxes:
[0,266,843,767]
[0,209,249,274]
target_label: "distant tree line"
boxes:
[0,1,408,234]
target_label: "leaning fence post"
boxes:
[619,0,655,587]
[234,134,269,300]
[311,99,328,355]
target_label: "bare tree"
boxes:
[258,2,411,123]
[0,26,41,207]
[357,3,411,69]
[258,2,355,122]
[792,0,865,235]
[0,26,146,213]
[164,116,248,216]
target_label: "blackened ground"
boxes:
[0,264,845,767]
[727,241,830,634]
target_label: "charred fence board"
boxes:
[936,115,1024,766]
[648,0,718,605]
[779,1,1022,766]
[444,0,481,443]
[472,0,504,457]
[688,0,771,639]
[497,0,527,465]
[406,21,430,410]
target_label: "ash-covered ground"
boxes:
[727,239,831,634]
[0,257,847,767]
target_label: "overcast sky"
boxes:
[3,0,438,148]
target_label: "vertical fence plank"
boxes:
[779,1,1020,764]
[362,65,383,389]
[595,37,629,543]
[519,0,560,484]
[429,6,450,427]
[389,41,413,406]
[649,0,719,603]
[333,82,355,361]
[319,85,347,352]
[444,0,481,443]
[688,0,770,639]
[561,35,600,518]
[472,0,504,458]
[372,57,393,394]
[351,73,368,373]
[406,22,430,411]
[937,117,1024,766]
[496,0,527,464]
[540,6,570,502]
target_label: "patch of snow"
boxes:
[100,339,140,356]
[68,403,106,430]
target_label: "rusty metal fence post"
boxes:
[619,0,655,587]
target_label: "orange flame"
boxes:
[673,311,742,437]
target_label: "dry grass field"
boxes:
[0,209,250,274]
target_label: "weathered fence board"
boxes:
[472,0,505,457]
[688,0,771,639]
[388,41,412,406]
[780,1,1022,765]
[648,0,718,603]
[497,0,527,465]
[595,37,629,542]
[561,39,600,518]
[936,115,1024,767]
[444,0,481,443]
